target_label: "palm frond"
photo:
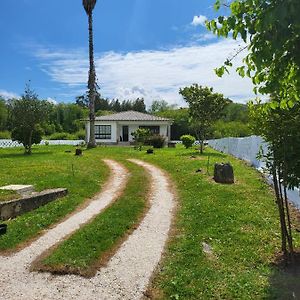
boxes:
[82,0,97,15]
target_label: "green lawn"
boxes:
[0,146,109,251]
[0,145,299,299]
[38,160,150,277]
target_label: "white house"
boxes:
[85,111,173,144]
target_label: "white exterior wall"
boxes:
[86,121,171,143]
[117,121,170,142]
[86,121,118,143]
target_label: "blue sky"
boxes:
[0,0,256,106]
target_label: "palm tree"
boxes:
[83,0,97,148]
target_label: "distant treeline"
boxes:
[75,95,146,113]
[153,100,251,140]
[0,96,147,140]
[0,95,251,140]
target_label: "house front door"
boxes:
[122,126,129,142]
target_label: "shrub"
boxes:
[131,128,151,150]
[0,131,11,139]
[212,120,252,138]
[180,134,196,148]
[148,135,165,148]
[42,123,56,136]
[47,132,76,140]
[75,129,86,140]
[12,124,44,151]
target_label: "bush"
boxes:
[131,128,151,144]
[42,123,56,136]
[0,131,11,139]
[212,121,252,138]
[75,129,86,140]
[47,132,76,140]
[131,128,151,150]
[180,135,196,148]
[148,135,165,148]
[12,125,44,150]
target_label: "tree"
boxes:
[149,100,177,114]
[131,128,151,150]
[249,100,300,261]
[75,95,88,108]
[179,84,229,153]
[208,0,300,262]
[111,99,121,112]
[156,108,191,140]
[221,102,248,123]
[11,84,49,154]
[0,98,8,131]
[48,103,87,133]
[132,98,146,113]
[83,0,97,148]
[207,0,300,108]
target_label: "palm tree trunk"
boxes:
[87,12,96,148]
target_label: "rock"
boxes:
[202,242,213,255]
[202,242,217,261]
[213,162,234,184]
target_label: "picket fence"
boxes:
[207,135,300,209]
[1,137,299,208]
[0,139,84,148]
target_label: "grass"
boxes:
[37,160,149,276]
[0,145,299,298]
[0,190,19,202]
[137,147,300,300]
[0,146,109,251]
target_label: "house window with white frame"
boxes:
[95,125,111,139]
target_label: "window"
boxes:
[139,126,160,135]
[95,125,111,139]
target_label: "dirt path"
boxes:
[0,159,175,300]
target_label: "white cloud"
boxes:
[33,39,256,107]
[47,97,58,105]
[0,90,20,100]
[192,33,217,42]
[191,15,208,27]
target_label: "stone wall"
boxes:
[0,188,68,220]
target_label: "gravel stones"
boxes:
[0,159,176,300]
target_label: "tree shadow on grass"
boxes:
[0,151,54,159]
[178,151,227,159]
[266,252,300,299]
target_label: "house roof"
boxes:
[93,111,171,122]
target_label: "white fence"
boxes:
[0,139,84,148]
[207,135,300,209]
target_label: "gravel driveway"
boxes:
[0,159,175,300]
